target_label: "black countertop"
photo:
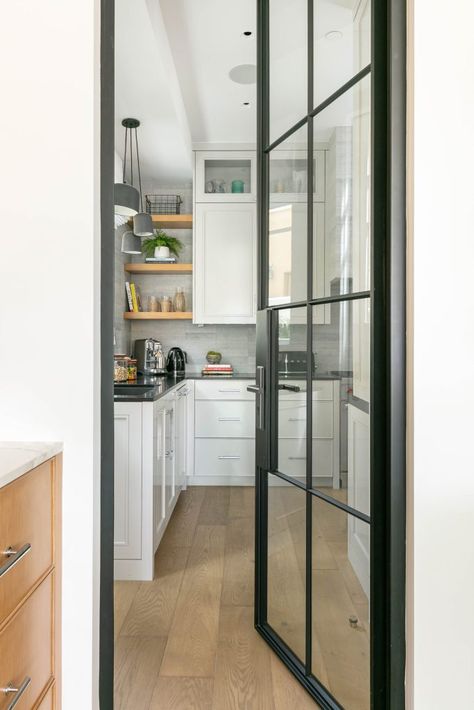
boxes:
[114,371,348,403]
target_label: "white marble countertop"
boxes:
[0,442,63,489]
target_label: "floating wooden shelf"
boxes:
[124,311,193,320]
[124,263,193,274]
[150,214,192,229]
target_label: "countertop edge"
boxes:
[0,442,63,489]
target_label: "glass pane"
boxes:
[313,75,371,300]
[314,0,371,107]
[277,307,308,483]
[311,299,370,518]
[269,125,307,306]
[312,498,370,708]
[204,159,252,195]
[268,475,306,661]
[269,0,307,143]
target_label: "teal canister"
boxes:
[231,179,245,193]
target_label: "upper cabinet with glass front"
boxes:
[195,151,256,202]
[269,148,325,203]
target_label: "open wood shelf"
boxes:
[150,214,192,229]
[124,311,193,320]
[124,263,193,274]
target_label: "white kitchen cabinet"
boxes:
[195,151,256,202]
[174,381,194,490]
[268,149,325,203]
[114,402,142,561]
[193,202,257,324]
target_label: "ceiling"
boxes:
[115,0,359,184]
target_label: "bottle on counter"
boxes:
[173,287,186,312]
[114,355,129,382]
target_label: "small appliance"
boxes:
[134,338,166,375]
[166,347,187,374]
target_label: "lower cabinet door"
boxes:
[0,574,53,710]
[114,403,142,560]
[277,439,334,484]
[36,683,54,709]
[195,439,255,479]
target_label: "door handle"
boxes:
[278,383,301,392]
[246,385,259,394]
[2,676,32,709]
[0,544,31,578]
[247,366,265,430]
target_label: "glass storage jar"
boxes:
[173,287,186,312]
[127,359,138,381]
[114,355,129,382]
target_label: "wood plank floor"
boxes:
[115,486,318,709]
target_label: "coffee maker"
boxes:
[134,338,166,375]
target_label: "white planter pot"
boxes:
[155,246,170,258]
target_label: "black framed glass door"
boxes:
[253,1,406,708]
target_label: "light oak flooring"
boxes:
[115,485,369,710]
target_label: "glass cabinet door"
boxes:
[195,151,256,202]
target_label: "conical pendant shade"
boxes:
[133,211,154,237]
[121,231,142,255]
[114,183,140,216]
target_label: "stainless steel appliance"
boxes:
[278,349,316,376]
[134,338,166,375]
[166,346,187,374]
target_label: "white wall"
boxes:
[408,0,474,706]
[0,2,101,709]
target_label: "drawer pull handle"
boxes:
[218,389,241,393]
[0,544,31,578]
[218,417,241,422]
[288,417,305,422]
[218,456,241,460]
[3,676,31,709]
[288,456,306,460]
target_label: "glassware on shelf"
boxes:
[173,287,186,312]
[147,295,160,312]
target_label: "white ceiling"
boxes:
[115,0,360,183]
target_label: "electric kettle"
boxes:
[166,347,187,374]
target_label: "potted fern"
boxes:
[142,230,184,260]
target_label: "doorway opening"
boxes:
[101,1,406,708]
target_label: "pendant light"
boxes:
[131,122,154,237]
[114,118,140,216]
[121,230,142,255]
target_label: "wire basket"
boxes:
[145,194,182,215]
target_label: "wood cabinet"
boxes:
[193,202,257,324]
[0,454,61,709]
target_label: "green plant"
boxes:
[142,229,184,258]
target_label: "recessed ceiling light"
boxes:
[229,64,257,85]
[325,30,343,41]
[243,31,253,37]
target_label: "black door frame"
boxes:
[254,1,406,708]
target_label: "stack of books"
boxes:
[201,363,234,377]
[145,256,177,264]
[125,282,142,312]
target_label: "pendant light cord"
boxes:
[122,127,128,183]
[134,127,144,213]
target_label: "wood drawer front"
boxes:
[194,380,255,400]
[0,574,53,710]
[0,460,53,625]
[195,439,255,477]
[278,400,333,438]
[277,439,334,481]
[278,380,334,401]
[35,684,54,709]
[195,401,255,438]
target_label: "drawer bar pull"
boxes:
[0,544,31,578]
[288,456,306,460]
[218,417,241,422]
[288,417,306,422]
[3,676,31,709]
[218,456,241,460]
[218,388,241,393]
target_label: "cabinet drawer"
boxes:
[0,460,53,625]
[277,439,334,482]
[278,380,334,401]
[278,400,333,438]
[0,573,53,710]
[195,401,255,438]
[194,380,255,401]
[195,439,255,477]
